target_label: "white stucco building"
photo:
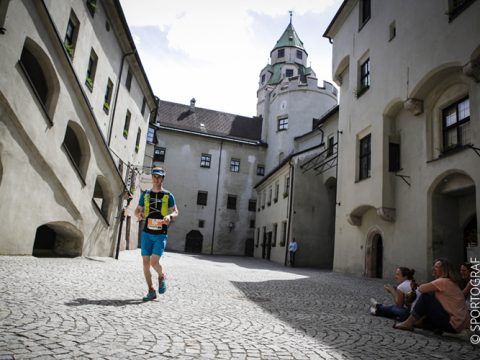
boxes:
[253,19,339,267]
[324,0,480,280]
[143,99,266,255]
[0,0,156,256]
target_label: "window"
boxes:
[274,182,279,202]
[256,228,260,247]
[389,143,400,172]
[85,49,97,91]
[0,0,10,33]
[261,191,266,209]
[359,0,371,28]
[197,191,208,206]
[272,223,278,247]
[64,12,79,59]
[62,121,90,184]
[86,0,96,17]
[296,50,302,60]
[249,219,255,229]
[103,79,113,114]
[135,128,141,153]
[327,136,335,156]
[448,0,477,21]
[198,220,205,228]
[278,49,285,58]
[268,187,272,206]
[278,117,288,131]
[359,134,371,180]
[286,69,294,77]
[93,176,111,224]
[230,158,240,172]
[20,46,48,107]
[125,68,132,91]
[284,176,290,197]
[141,97,147,116]
[153,147,166,162]
[248,200,256,212]
[227,195,237,210]
[200,154,211,168]
[443,97,471,151]
[257,165,265,176]
[280,221,287,246]
[123,110,131,139]
[147,127,155,144]
[261,74,265,84]
[359,58,370,95]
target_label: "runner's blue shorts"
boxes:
[141,232,167,257]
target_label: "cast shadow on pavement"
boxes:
[65,298,145,307]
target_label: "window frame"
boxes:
[442,96,471,152]
[359,0,371,30]
[256,165,265,176]
[197,191,208,206]
[230,158,240,172]
[278,117,288,131]
[227,194,237,210]
[153,146,166,162]
[200,154,211,168]
[359,134,371,180]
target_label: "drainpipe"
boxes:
[211,141,223,254]
[284,159,295,266]
[107,50,136,147]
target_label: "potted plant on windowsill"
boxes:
[85,77,94,90]
[283,191,288,198]
[123,129,128,138]
[103,101,110,113]
[135,145,139,153]
[64,42,75,58]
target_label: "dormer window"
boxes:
[296,50,302,59]
[286,69,294,77]
[278,49,285,58]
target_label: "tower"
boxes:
[257,16,338,173]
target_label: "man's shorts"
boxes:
[141,232,167,257]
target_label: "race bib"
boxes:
[147,218,164,230]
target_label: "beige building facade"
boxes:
[325,0,480,280]
[0,0,155,256]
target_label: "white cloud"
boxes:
[120,0,342,116]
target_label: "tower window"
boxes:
[278,49,285,58]
[286,69,294,77]
[278,117,288,131]
[296,50,302,59]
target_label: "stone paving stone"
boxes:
[1,250,479,359]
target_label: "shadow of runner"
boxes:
[65,298,145,306]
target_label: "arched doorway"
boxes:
[185,230,203,253]
[365,232,383,278]
[33,222,83,257]
[431,172,476,265]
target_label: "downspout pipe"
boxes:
[211,141,223,254]
[284,159,295,266]
[107,50,136,147]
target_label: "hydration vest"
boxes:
[143,190,170,218]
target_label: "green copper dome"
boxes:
[271,22,305,53]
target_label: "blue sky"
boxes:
[120,0,343,117]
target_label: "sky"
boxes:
[119,0,343,117]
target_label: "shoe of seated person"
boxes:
[370,298,378,306]
[142,290,157,301]
[369,306,377,315]
[158,275,167,294]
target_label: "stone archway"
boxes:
[185,230,203,254]
[430,171,476,265]
[365,230,383,278]
[33,222,83,257]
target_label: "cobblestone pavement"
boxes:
[0,250,478,360]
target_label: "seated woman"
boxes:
[459,262,473,300]
[370,267,417,321]
[393,258,469,334]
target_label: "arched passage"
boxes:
[185,230,203,253]
[365,228,384,278]
[430,171,476,264]
[33,222,83,257]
